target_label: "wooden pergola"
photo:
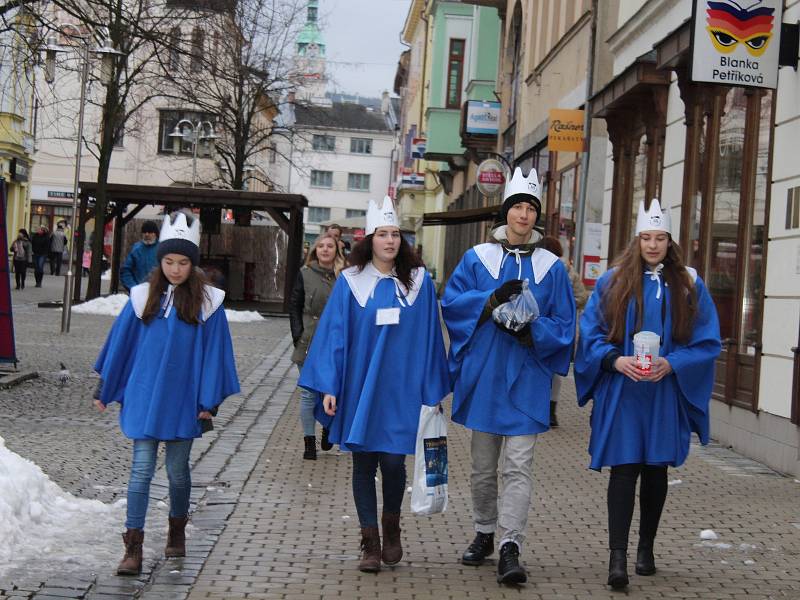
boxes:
[75,182,307,312]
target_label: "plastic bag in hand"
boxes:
[491,278,539,332]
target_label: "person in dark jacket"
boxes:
[49,223,68,275]
[120,221,160,291]
[31,226,51,287]
[10,229,32,290]
[289,231,344,459]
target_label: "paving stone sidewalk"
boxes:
[187,366,800,600]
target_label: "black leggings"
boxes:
[607,463,668,551]
[13,260,27,288]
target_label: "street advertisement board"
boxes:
[582,221,603,286]
[0,178,17,364]
[464,101,501,135]
[475,158,507,197]
[691,0,783,89]
[548,109,585,152]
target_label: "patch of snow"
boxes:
[0,436,125,576]
[668,479,682,486]
[744,559,756,565]
[72,294,130,316]
[225,310,264,323]
[700,529,718,540]
[739,543,757,551]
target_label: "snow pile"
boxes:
[71,294,265,322]
[224,310,265,323]
[72,294,130,316]
[700,529,718,540]
[0,436,125,575]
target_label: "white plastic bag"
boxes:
[492,278,540,332]
[410,404,448,515]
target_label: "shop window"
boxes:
[446,39,465,109]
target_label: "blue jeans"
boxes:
[352,452,406,528]
[125,439,193,529]
[296,365,316,437]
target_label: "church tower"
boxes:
[294,1,329,104]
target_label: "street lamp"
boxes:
[42,26,125,334]
[168,119,218,187]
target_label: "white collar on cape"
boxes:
[129,282,225,322]
[473,242,558,283]
[342,263,426,308]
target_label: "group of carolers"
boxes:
[93,166,721,591]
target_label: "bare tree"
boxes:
[165,0,306,191]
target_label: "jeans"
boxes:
[125,439,194,530]
[471,430,538,549]
[607,463,668,550]
[352,452,406,528]
[33,254,47,285]
[296,365,316,437]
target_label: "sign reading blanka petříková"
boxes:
[691,0,783,89]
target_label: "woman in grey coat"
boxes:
[10,229,33,290]
[289,231,345,459]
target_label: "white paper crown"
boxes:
[635,198,672,235]
[503,167,541,202]
[160,212,201,247]
[365,196,399,236]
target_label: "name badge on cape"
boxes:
[376,307,400,326]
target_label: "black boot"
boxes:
[320,427,333,451]
[303,436,316,460]
[607,549,629,589]
[461,532,494,566]
[635,543,656,576]
[496,542,527,585]
[550,401,559,427]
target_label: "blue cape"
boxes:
[441,246,576,435]
[574,268,721,469]
[94,297,240,440]
[298,268,450,455]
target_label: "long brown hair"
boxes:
[305,231,345,275]
[348,232,423,291]
[141,265,210,325]
[602,236,697,344]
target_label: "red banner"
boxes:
[0,178,17,364]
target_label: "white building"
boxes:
[590,0,800,476]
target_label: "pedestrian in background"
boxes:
[575,199,721,590]
[93,212,240,576]
[49,223,68,276]
[289,231,345,460]
[10,229,32,290]
[441,168,576,585]
[538,235,588,427]
[31,226,51,287]
[120,220,160,291]
[299,197,449,573]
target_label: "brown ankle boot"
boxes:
[358,527,381,573]
[117,528,144,575]
[381,513,403,565]
[165,516,188,558]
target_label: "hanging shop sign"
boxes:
[582,222,603,286]
[548,109,585,153]
[464,101,501,136]
[475,158,507,197]
[411,137,427,159]
[400,170,425,189]
[10,158,29,182]
[691,0,783,89]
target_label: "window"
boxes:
[190,28,204,73]
[168,27,181,72]
[158,110,217,155]
[310,170,332,188]
[350,138,372,154]
[269,143,277,164]
[312,135,335,151]
[347,173,370,191]
[786,187,800,229]
[346,209,366,219]
[308,5,318,22]
[446,39,465,109]
[307,207,330,223]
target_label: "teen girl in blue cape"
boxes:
[93,212,240,576]
[299,197,449,573]
[574,199,721,590]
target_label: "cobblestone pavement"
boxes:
[3,275,800,599]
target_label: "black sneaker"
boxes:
[496,542,527,585]
[461,532,494,566]
[320,427,333,451]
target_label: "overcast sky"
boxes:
[319,0,412,99]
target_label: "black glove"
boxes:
[493,279,523,304]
